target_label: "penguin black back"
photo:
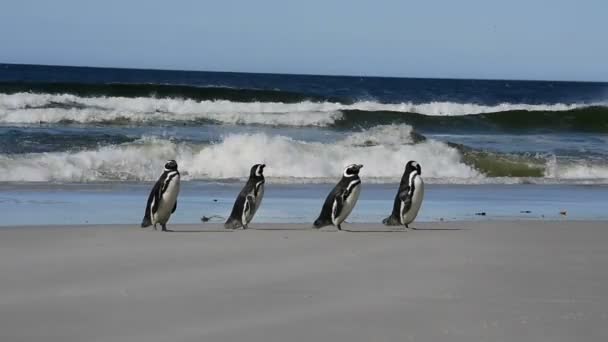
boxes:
[314,164,363,229]
[225,164,266,229]
[141,160,179,228]
[383,160,421,226]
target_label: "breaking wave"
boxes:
[0,125,476,182]
[1,125,606,183]
[1,92,606,131]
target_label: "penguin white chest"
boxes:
[333,181,361,225]
[401,175,424,225]
[153,174,180,224]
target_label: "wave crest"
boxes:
[1,93,604,128]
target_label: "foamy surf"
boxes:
[1,126,607,184]
[0,126,477,182]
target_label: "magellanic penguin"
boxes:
[383,160,424,228]
[225,164,266,229]
[141,160,181,231]
[313,164,363,230]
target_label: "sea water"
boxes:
[1,64,607,225]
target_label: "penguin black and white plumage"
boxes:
[383,160,424,228]
[313,164,363,230]
[225,164,266,229]
[141,160,181,231]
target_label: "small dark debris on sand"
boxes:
[201,215,224,222]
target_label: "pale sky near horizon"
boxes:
[1,0,606,81]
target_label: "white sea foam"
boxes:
[0,93,600,126]
[0,126,480,182]
[0,119,608,184]
[2,124,606,183]
[544,156,608,180]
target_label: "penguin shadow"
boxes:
[164,229,235,233]
[342,226,466,233]
[141,228,234,233]
[251,227,321,231]
[410,228,465,231]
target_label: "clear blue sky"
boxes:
[1,0,606,81]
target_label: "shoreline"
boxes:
[2,183,608,225]
[1,219,607,230]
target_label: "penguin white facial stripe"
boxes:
[343,164,359,177]
[346,179,361,194]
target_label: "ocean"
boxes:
[1,63,607,225]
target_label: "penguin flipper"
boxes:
[142,178,162,227]
[152,188,162,214]
[148,177,164,214]
[331,196,344,224]
[172,201,177,214]
[243,195,254,224]
[399,190,413,213]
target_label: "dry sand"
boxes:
[1,221,607,341]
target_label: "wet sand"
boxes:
[1,221,607,341]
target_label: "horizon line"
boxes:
[2,62,606,84]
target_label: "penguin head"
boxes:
[343,164,363,177]
[405,160,421,176]
[250,163,266,178]
[164,160,178,171]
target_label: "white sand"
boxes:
[1,221,607,341]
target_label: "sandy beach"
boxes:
[1,221,607,341]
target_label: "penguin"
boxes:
[313,164,363,230]
[141,160,181,231]
[225,164,266,229]
[383,160,424,228]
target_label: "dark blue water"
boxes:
[2,63,607,104]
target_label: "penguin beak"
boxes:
[356,164,363,170]
[417,165,422,175]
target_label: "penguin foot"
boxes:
[336,224,342,230]
[382,216,401,226]
[224,219,241,229]
[141,217,152,228]
[313,218,331,229]
[161,224,168,232]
